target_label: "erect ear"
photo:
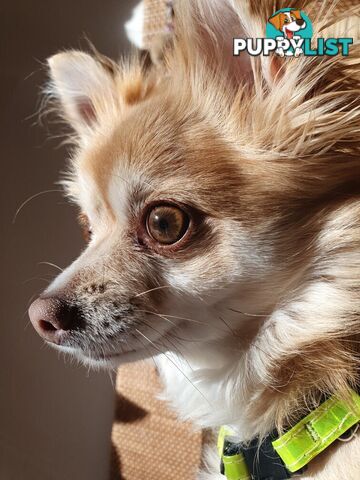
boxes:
[47,51,118,138]
[172,0,254,86]
[269,13,283,31]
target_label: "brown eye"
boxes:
[78,213,92,243]
[284,18,290,23]
[146,205,190,245]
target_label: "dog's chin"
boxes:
[47,342,158,369]
[46,328,176,369]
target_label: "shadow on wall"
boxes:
[0,1,136,479]
[110,393,149,480]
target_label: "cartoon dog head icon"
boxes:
[269,10,306,39]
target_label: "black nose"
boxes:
[296,19,305,26]
[29,297,84,344]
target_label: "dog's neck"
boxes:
[158,331,359,479]
[159,320,359,440]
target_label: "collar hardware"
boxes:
[218,389,360,480]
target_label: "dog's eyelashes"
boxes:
[145,204,190,246]
[78,212,93,243]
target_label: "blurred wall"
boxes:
[0,1,135,479]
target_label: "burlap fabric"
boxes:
[111,362,202,480]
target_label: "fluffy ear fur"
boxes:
[47,51,119,138]
[47,50,158,142]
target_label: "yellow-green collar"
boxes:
[218,389,360,480]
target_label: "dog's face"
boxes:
[269,10,306,39]
[29,49,298,367]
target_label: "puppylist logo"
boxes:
[234,8,353,57]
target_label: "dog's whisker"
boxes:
[228,307,268,318]
[134,334,161,371]
[140,309,247,339]
[24,319,33,332]
[37,261,64,273]
[12,189,62,224]
[138,310,178,327]
[25,293,41,312]
[167,332,207,343]
[135,328,212,406]
[134,285,171,298]
[142,320,194,371]
[139,309,231,333]
[218,314,238,337]
[143,310,208,325]
[22,277,53,285]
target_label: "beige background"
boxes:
[0,1,135,479]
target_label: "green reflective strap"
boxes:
[272,390,360,473]
[218,427,251,480]
[223,453,250,480]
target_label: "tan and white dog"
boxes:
[29,1,360,479]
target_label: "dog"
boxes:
[269,9,307,57]
[29,1,360,478]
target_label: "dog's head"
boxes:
[29,0,359,409]
[30,50,273,366]
[269,10,306,39]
